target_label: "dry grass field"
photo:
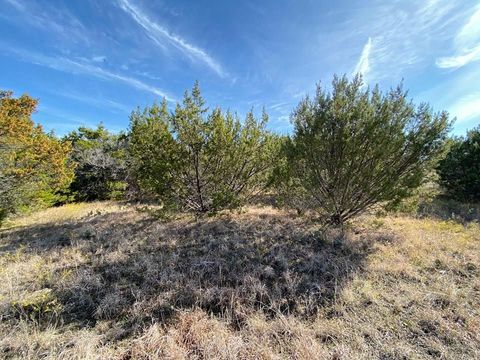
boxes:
[0,202,479,359]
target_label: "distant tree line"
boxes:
[437,127,480,202]
[1,76,478,226]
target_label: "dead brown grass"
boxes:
[0,202,479,359]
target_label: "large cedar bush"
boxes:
[128,82,277,213]
[279,75,451,224]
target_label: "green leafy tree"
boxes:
[64,124,127,201]
[437,126,480,202]
[128,82,276,213]
[0,90,74,224]
[128,100,181,205]
[280,75,451,224]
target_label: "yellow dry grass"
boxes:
[3,201,127,230]
[0,202,479,359]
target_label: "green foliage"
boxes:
[128,100,181,206]
[0,90,74,224]
[0,79,464,225]
[437,126,480,202]
[385,171,441,214]
[279,75,451,224]
[64,124,127,201]
[128,81,277,213]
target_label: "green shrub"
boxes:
[279,75,451,224]
[437,126,480,202]
[128,100,181,206]
[385,171,441,214]
[128,82,277,213]
[63,124,127,202]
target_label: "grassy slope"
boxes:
[0,202,479,359]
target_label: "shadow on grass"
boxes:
[0,209,392,339]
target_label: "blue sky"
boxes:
[1,0,480,136]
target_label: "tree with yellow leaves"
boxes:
[0,90,74,224]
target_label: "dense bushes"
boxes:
[64,125,127,201]
[437,126,480,202]
[2,77,471,225]
[0,90,74,224]
[128,100,181,205]
[277,76,451,224]
[129,82,277,213]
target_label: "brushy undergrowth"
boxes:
[0,202,479,359]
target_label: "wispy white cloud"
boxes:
[4,0,24,11]
[36,103,99,135]
[347,1,461,82]
[353,37,372,79]
[436,45,480,69]
[292,91,305,99]
[91,55,107,63]
[118,0,226,78]
[2,0,89,45]
[414,61,480,131]
[269,101,291,111]
[133,70,163,81]
[449,92,480,123]
[54,91,133,114]
[40,109,126,135]
[5,46,175,101]
[436,4,480,69]
[455,4,480,49]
